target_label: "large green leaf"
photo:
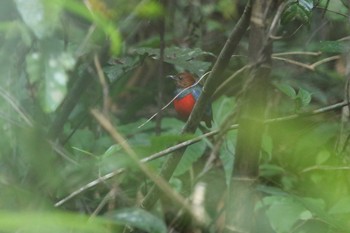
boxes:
[261,196,313,233]
[107,208,167,233]
[26,40,76,112]
[133,46,213,76]
[174,135,207,176]
[14,0,62,39]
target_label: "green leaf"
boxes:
[275,83,297,99]
[329,196,350,214]
[174,136,207,176]
[316,150,330,165]
[107,208,167,233]
[262,133,273,158]
[135,1,164,19]
[15,0,61,39]
[262,196,312,233]
[282,2,311,25]
[133,47,213,76]
[25,38,76,113]
[260,164,285,177]
[0,210,107,233]
[219,130,236,187]
[212,95,236,125]
[318,40,350,53]
[297,88,312,107]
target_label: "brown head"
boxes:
[168,72,196,88]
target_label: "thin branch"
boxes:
[272,56,313,70]
[273,51,322,56]
[54,169,123,207]
[94,55,110,115]
[310,55,340,69]
[315,6,349,18]
[272,55,340,71]
[302,165,350,173]
[212,65,250,100]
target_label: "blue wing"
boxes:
[191,86,212,116]
[191,86,202,101]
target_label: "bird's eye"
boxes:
[178,76,183,80]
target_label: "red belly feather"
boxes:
[173,94,196,119]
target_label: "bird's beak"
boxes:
[167,75,177,80]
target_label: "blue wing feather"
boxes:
[191,86,202,101]
[190,86,212,117]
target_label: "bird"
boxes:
[168,72,212,128]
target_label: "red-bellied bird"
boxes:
[169,72,213,128]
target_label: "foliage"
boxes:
[0,0,350,232]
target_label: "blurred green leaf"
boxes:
[275,83,297,99]
[262,133,273,158]
[174,136,206,176]
[262,196,313,233]
[317,41,350,53]
[282,2,311,25]
[296,88,312,108]
[133,47,213,76]
[316,150,331,165]
[219,130,236,187]
[135,0,164,19]
[107,208,167,233]
[0,210,107,233]
[260,163,285,177]
[329,197,350,214]
[14,0,61,39]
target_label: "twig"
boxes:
[302,165,350,173]
[272,56,313,70]
[0,86,33,127]
[137,71,211,128]
[94,55,110,115]
[272,55,340,71]
[212,65,250,100]
[54,169,123,207]
[273,51,321,56]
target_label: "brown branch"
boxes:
[272,55,340,71]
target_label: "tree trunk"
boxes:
[225,0,275,232]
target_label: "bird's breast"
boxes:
[173,93,196,119]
